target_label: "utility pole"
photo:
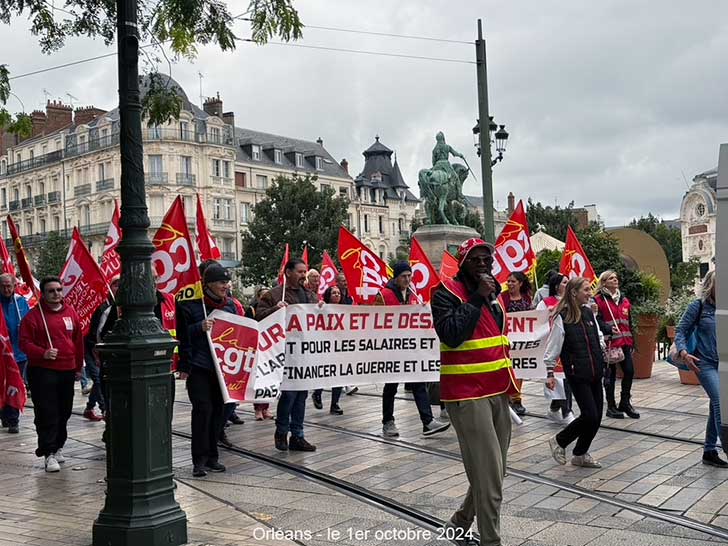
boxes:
[476,18,495,242]
[716,144,728,449]
[92,0,187,544]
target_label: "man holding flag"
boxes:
[0,274,30,433]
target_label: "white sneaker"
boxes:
[423,418,450,436]
[54,449,65,464]
[548,435,566,465]
[382,420,399,438]
[571,453,602,468]
[562,411,575,425]
[45,455,60,473]
[547,409,563,423]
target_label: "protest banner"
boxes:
[505,309,550,379]
[100,200,121,282]
[280,303,440,390]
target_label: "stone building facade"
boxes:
[679,166,717,277]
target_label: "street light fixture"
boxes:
[472,117,509,167]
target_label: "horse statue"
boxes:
[418,163,470,225]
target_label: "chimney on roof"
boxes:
[203,92,223,118]
[222,111,235,128]
[45,100,72,133]
[507,192,515,215]
[31,110,47,138]
[316,137,323,146]
[74,106,107,126]
[340,159,349,174]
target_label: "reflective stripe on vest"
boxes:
[439,279,517,401]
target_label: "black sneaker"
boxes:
[7,425,18,434]
[312,392,323,410]
[192,466,207,477]
[219,431,233,448]
[289,436,316,452]
[205,461,226,473]
[618,401,640,419]
[702,451,728,468]
[330,404,344,415]
[511,402,526,416]
[605,406,624,419]
[228,413,245,425]
[274,432,288,451]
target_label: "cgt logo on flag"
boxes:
[209,314,260,401]
[341,246,388,302]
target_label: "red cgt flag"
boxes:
[491,200,537,285]
[560,226,597,286]
[409,237,439,303]
[7,215,38,300]
[100,200,122,282]
[439,251,459,282]
[301,245,309,268]
[0,235,16,277]
[318,251,338,300]
[338,226,390,304]
[152,196,203,301]
[196,194,222,262]
[277,243,290,286]
[0,304,26,411]
[60,228,110,336]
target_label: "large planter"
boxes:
[633,313,659,379]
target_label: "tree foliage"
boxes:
[35,231,70,279]
[239,175,349,286]
[0,0,303,125]
[526,198,577,241]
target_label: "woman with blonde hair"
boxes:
[545,277,606,468]
[594,269,638,419]
[674,271,726,467]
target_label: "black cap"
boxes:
[204,264,231,284]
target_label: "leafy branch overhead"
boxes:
[0,0,303,123]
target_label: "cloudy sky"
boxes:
[3,0,727,225]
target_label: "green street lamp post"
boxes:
[716,144,728,449]
[92,0,187,544]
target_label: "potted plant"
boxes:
[628,272,665,379]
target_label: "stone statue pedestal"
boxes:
[413,224,480,269]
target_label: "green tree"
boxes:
[239,175,349,285]
[0,1,303,125]
[526,198,577,241]
[534,249,562,288]
[35,231,70,278]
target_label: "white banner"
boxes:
[280,304,440,390]
[505,310,550,379]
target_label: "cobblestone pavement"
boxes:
[1,362,727,546]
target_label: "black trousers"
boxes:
[27,367,75,457]
[186,367,224,466]
[382,382,433,425]
[555,377,603,456]
[605,347,634,404]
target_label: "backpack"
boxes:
[666,300,703,371]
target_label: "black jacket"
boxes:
[560,307,605,383]
[431,272,503,349]
[176,296,238,374]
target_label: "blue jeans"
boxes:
[84,348,104,412]
[275,390,308,438]
[1,360,27,426]
[697,362,721,453]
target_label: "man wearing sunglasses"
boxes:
[20,276,84,473]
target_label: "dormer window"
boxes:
[315,157,323,170]
[252,145,261,161]
[295,153,304,168]
[274,149,283,164]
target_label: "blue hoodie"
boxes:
[1,293,30,363]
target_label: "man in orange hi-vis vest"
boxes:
[431,238,519,546]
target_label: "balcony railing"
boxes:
[212,218,236,229]
[47,191,61,204]
[34,195,46,206]
[212,175,234,188]
[176,173,196,186]
[75,184,91,197]
[6,150,63,176]
[221,252,236,260]
[96,178,114,192]
[21,197,33,209]
[65,133,120,158]
[9,200,19,211]
[146,172,168,185]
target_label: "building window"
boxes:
[235,172,246,188]
[347,214,352,229]
[210,127,221,144]
[223,161,230,178]
[315,157,323,170]
[29,150,34,161]
[364,214,369,233]
[212,159,221,177]
[149,155,163,174]
[240,202,250,224]
[180,156,192,175]
[398,218,403,233]
[27,221,33,235]
[274,149,283,164]
[224,199,232,220]
[295,153,304,168]
[0,189,5,207]
[53,216,60,231]
[40,219,46,233]
[252,145,261,161]
[378,216,384,234]
[379,246,385,259]
[0,160,5,175]
[256,174,268,189]
[82,205,90,226]
[213,198,221,219]
[13,188,19,201]
[42,145,47,155]
[39,181,45,195]
[339,187,348,200]
[222,238,232,254]
[179,122,190,140]
[320,183,330,192]
[98,163,107,180]
[149,125,162,139]
[370,189,377,203]
[696,203,706,218]
[25,185,32,199]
